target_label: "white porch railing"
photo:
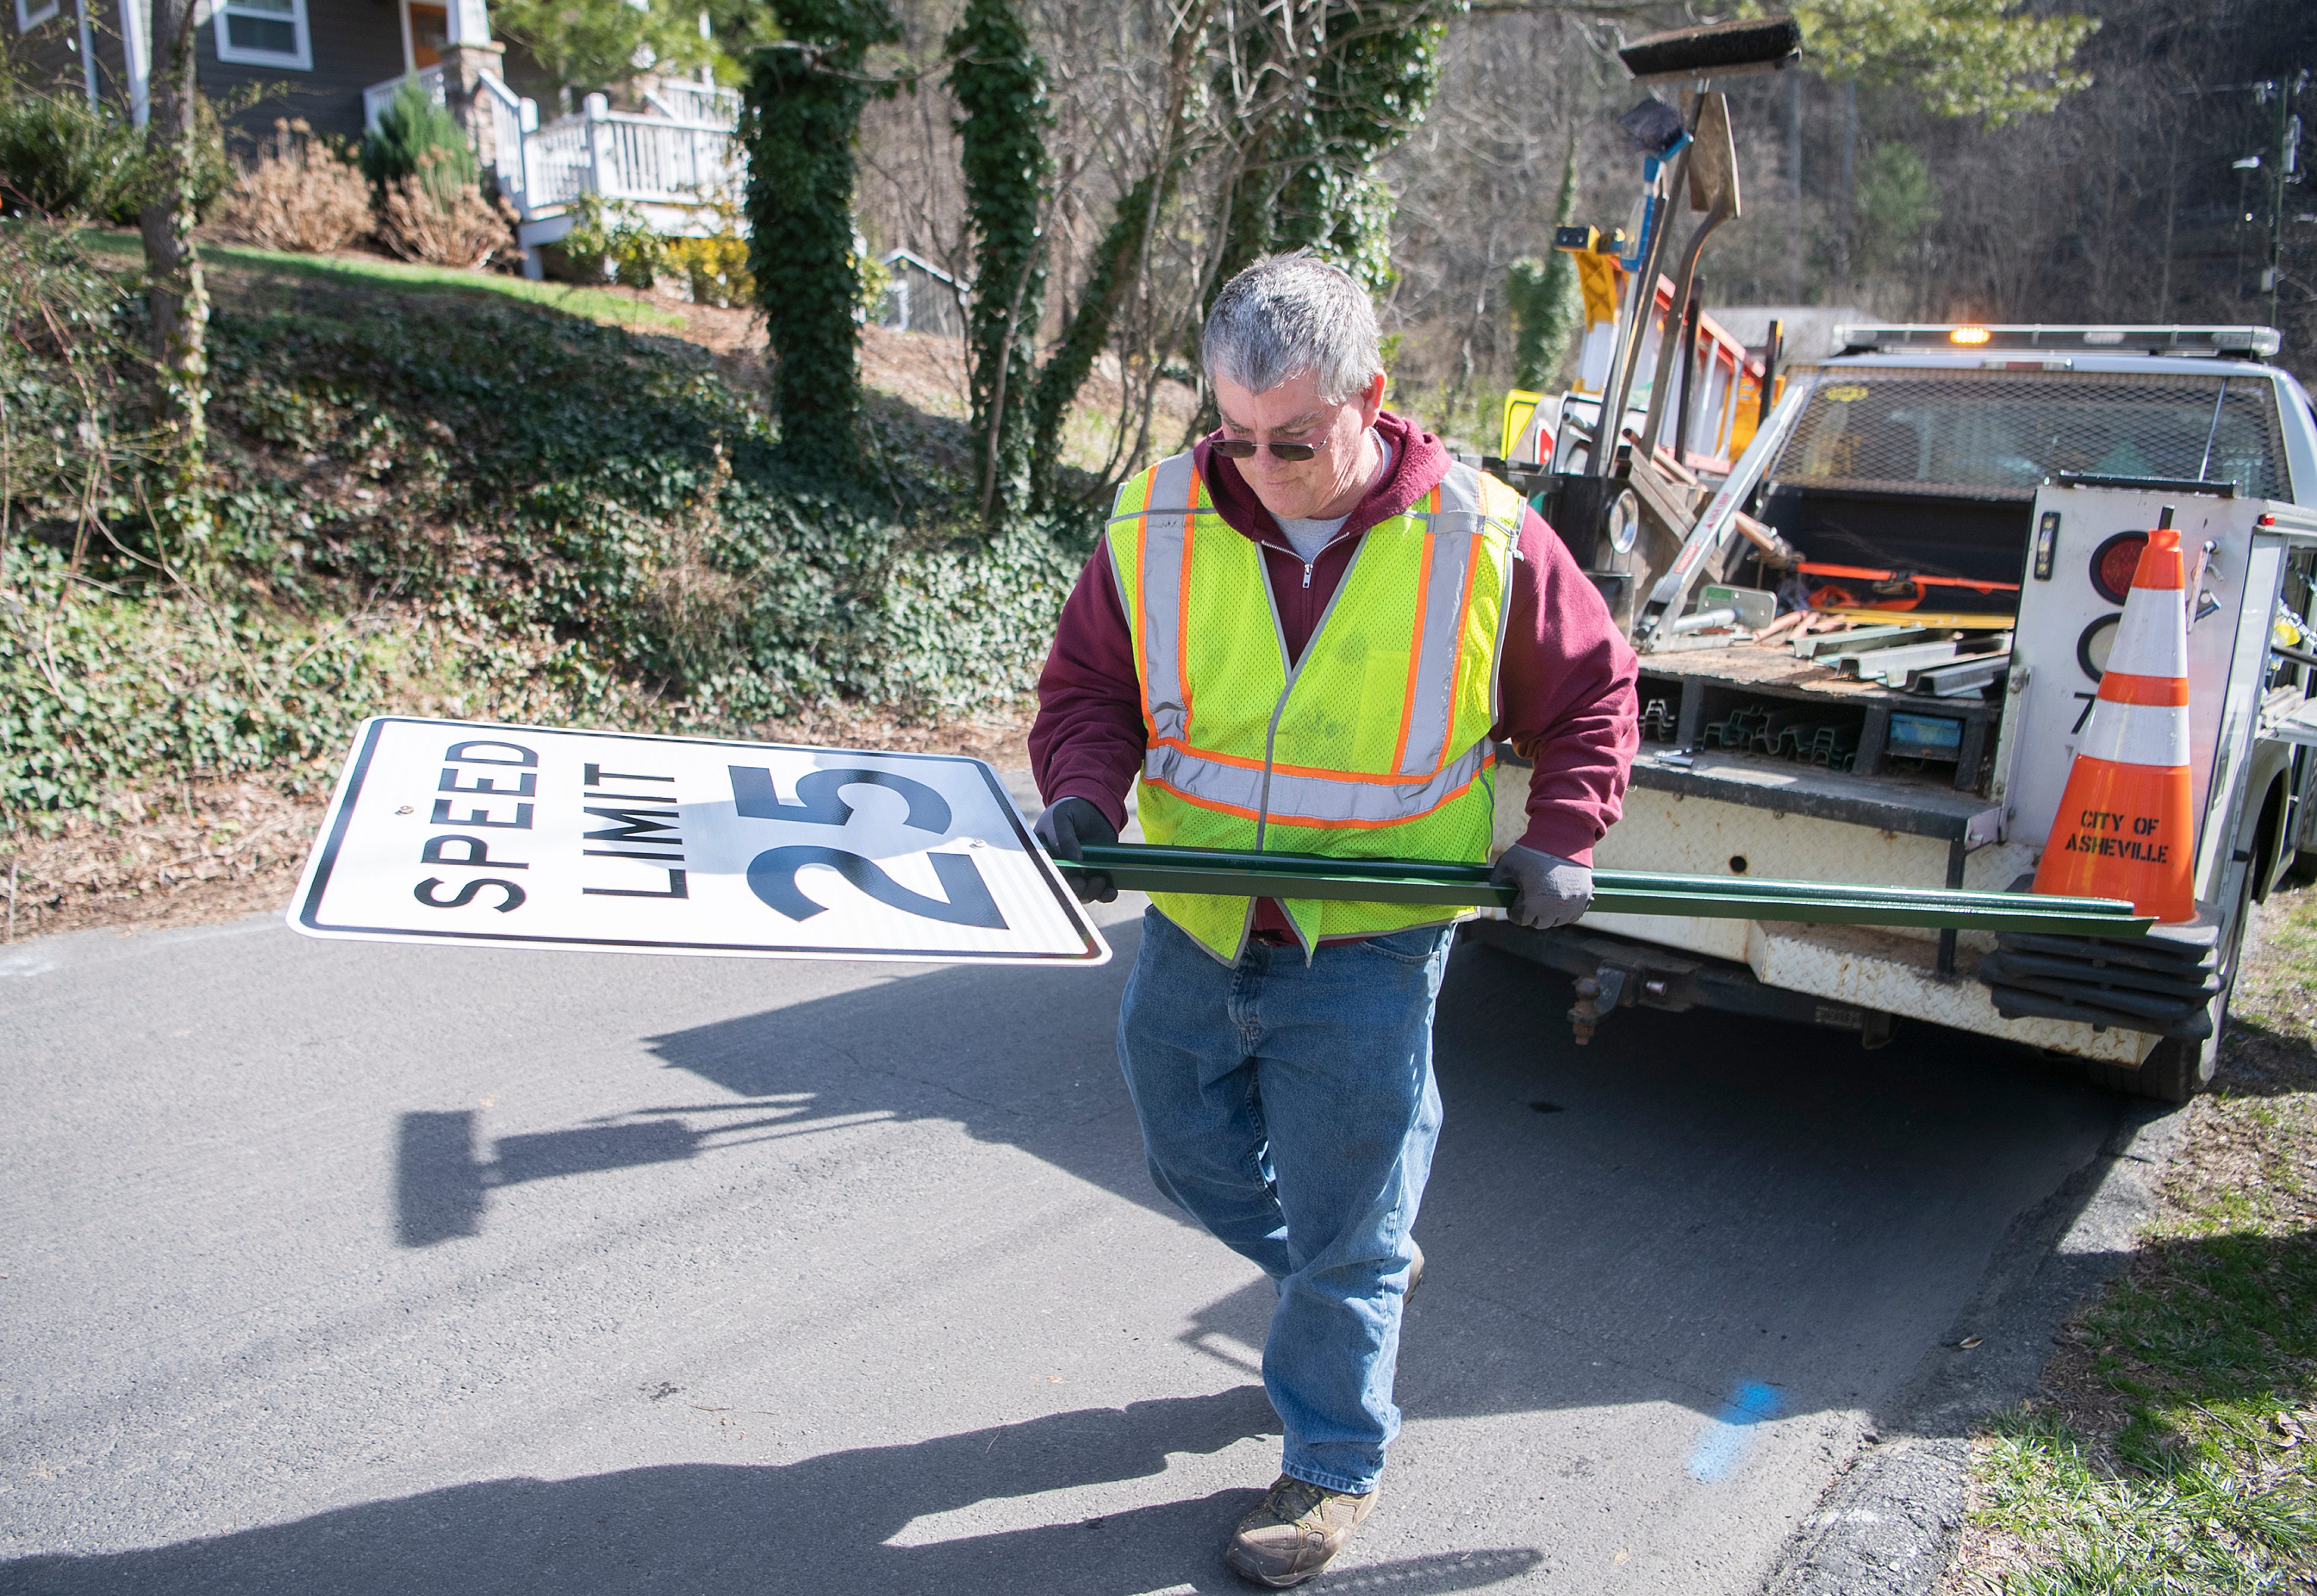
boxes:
[642,79,739,128]
[525,94,743,213]
[362,66,543,213]
[359,73,743,224]
[363,64,444,133]
[523,111,594,210]
[475,70,537,211]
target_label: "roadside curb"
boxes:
[1759,1087,2196,1595]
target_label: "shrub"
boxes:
[0,70,227,225]
[5,243,1098,831]
[557,193,666,287]
[0,79,147,220]
[0,224,143,556]
[216,119,373,253]
[667,230,751,307]
[854,244,889,320]
[359,79,475,202]
[0,543,397,822]
[375,152,518,268]
[1856,143,1942,276]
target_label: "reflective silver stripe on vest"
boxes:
[1146,737,1491,825]
[1126,452,1197,748]
[1397,466,1483,774]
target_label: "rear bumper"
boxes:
[1466,915,2151,1063]
[1490,755,2154,1064]
[1461,918,1895,1041]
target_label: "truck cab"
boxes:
[1479,324,2317,1102]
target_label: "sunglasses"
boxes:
[1211,437,1320,461]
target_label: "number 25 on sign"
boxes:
[290,717,1110,965]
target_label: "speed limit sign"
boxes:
[289,718,1110,966]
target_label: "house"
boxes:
[10,0,743,274]
[14,0,502,144]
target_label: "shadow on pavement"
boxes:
[388,913,2133,1436]
[0,1388,1544,1596]
[394,1109,781,1246]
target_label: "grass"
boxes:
[75,227,687,331]
[1950,883,2317,1594]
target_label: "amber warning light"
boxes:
[1840,324,2283,356]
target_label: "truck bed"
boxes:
[1632,635,2004,795]
[1629,745,2001,850]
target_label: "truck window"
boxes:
[1770,371,2289,502]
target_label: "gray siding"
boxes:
[195,0,407,144]
[8,9,110,104]
[8,0,404,146]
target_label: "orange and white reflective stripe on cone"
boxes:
[2032,527,2197,922]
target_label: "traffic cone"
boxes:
[2032,526,2196,922]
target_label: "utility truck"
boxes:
[1476,321,2317,1101]
[1463,19,2317,1100]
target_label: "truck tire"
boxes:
[2249,776,2289,900]
[2088,870,2254,1104]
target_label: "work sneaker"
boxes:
[1225,1475,1378,1588]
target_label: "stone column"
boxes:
[441,39,507,172]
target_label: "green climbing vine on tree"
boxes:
[1505,132,1582,392]
[947,0,1054,526]
[734,0,1461,513]
[740,0,899,480]
[1210,0,1463,305]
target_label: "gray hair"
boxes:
[1201,252,1383,405]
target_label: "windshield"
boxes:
[1770,369,2288,501]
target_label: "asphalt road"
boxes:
[0,883,2140,1595]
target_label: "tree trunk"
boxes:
[139,0,210,544]
[1022,0,1207,511]
[1023,161,1184,509]
[2157,113,2178,320]
[1837,80,1857,292]
[977,251,1035,527]
[741,11,896,482]
[947,0,1058,527]
[1786,70,1804,303]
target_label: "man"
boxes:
[1031,253,1638,1587]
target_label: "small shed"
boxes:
[878,249,966,338]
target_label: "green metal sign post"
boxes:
[1058,844,2152,937]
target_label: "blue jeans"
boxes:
[1116,907,1451,1494]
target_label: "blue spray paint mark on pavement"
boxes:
[1688,1381,1782,1482]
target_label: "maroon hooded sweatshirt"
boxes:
[1030,410,1640,939]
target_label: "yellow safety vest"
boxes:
[1106,451,1522,961]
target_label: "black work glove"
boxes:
[1033,797,1119,903]
[1490,844,1594,929]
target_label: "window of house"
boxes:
[213,0,310,68]
[15,0,63,31]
